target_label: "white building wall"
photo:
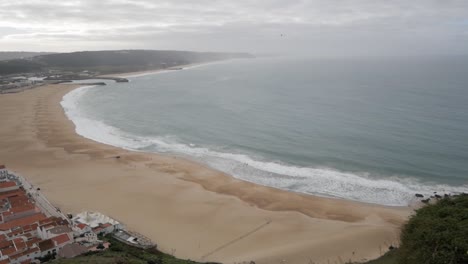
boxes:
[0,185,19,193]
[0,168,8,177]
[10,250,41,264]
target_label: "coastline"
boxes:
[99,60,236,78]
[0,83,412,263]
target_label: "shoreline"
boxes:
[62,82,415,208]
[0,82,412,263]
[73,63,428,207]
[99,60,238,78]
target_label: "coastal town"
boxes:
[0,165,153,264]
[0,70,131,94]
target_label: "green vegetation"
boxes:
[0,50,253,75]
[51,236,220,264]
[398,193,468,264]
[0,59,43,74]
[0,51,53,61]
[359,193,468,264]
[360,250,398,264]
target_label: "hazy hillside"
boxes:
[0,50,253,75]
[0,52,54,61]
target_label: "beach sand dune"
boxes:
[0,84,411,264]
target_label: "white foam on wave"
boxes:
[61,86,150,150]
[61,86,468,206]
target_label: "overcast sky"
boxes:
[1,0,468,56]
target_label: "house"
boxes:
[72,223,92,237]
[37,239,55,257]
[2,204,39,222]
[8,247,40,264]
[0,166,7,178]
[48,226,73,239]
[73,211,123,230]
[92,223,114,235]
[37,234,72,257]
[84,233,97,243]
[50,233,72,249]
[0,181,19,193]
[0,213,47,231]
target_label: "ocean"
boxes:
[61,56,468,206]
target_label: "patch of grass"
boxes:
[52,236,219,264]
[356,193,468,264]
[362,250,398,264]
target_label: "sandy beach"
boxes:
[0,83,412,264]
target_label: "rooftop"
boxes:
[0,181,17,189]
[73,211,119,228]
[76,223,88,230]
[49,225,72,235]
[38,239,54,252]
[0,213,47,230]
[51,233,70,245]
[10,247,40,261]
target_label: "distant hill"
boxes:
[0,52,55,61]
[0,50,254,75]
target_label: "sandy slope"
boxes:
[0,84,412,264]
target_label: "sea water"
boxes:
[61,56,468,206]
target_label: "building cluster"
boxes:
[0,76,43,94]
[0,70,98,94]
[0,166,126,264]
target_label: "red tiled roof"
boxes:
[38,239,55,251]
[0,240,12,250]
[0,165,5,170]
[38,216,61,226]
[8,195,31,207]
[0,246,17,256]
[40,222,57,230]
[13,238,27,251]
[2,204,36,218]
[0,213,47,230]
[0,259,9,264]
[7,229,22,237]
[0,181,16,189]
[92,226,104,233]
[21,225,32,232]
[26,237,42,248]
[51,234,70,246]
[76,223,88,230]
[10,247,40,260]
[0,190,24,200]
[101,223,112,228]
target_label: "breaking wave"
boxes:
[61,85,468,206]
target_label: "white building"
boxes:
[84,232,98,243]
[73,211,123,231]
[72,223,92,237]
[0,165,8,178]
[8,247,41,264]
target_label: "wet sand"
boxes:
[0,84,412,264]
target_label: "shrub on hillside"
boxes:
[398,194,468,264]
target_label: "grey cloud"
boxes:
[0,0,467,55]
